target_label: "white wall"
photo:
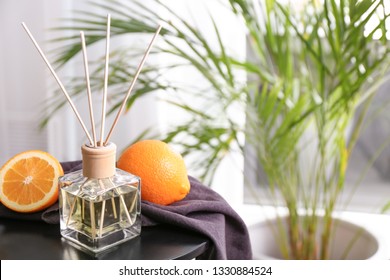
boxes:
[0,0,160,164]
[0,0,62,164]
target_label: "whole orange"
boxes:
[117,139,190,205]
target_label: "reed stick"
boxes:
[109,178,134,225]
[21,22,94,146]
[90,201,96,239]
[119,194,134,225]
[82,199,85,221]
[99,200,106,238]
[80,31,97,147]
[111,197,118,219]
[66,178,90,227]
[100,14,111,146]
[128,190,137,213]
[97,179,109,238]
[104,24,162,145]
[66,197,77,227]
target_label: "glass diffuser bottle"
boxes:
[58,143,141,253]
[22,15,161,254]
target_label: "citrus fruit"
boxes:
[117,139,190,205]
[0,150,64,213]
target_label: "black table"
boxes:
[0,219,211,260]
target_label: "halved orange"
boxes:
[0,150,63,213]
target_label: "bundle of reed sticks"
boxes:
[22,15,161,148]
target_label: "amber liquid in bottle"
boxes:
[59,143,141,253]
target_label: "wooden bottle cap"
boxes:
[81,142,116,179]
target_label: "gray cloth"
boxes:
[0,161,252,260]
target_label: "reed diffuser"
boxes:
[22,15,161,253]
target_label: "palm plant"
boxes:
[242,0,390,259]
[46,0,390,259]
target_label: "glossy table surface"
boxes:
[0,219,210,260]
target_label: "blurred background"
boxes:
[1,0,390,211]
[0,0,246,203]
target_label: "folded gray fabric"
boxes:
[141,177,253,259]
[0,160,252,259]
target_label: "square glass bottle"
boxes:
[59,142,141,253]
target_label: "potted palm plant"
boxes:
[46,0,390,259]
